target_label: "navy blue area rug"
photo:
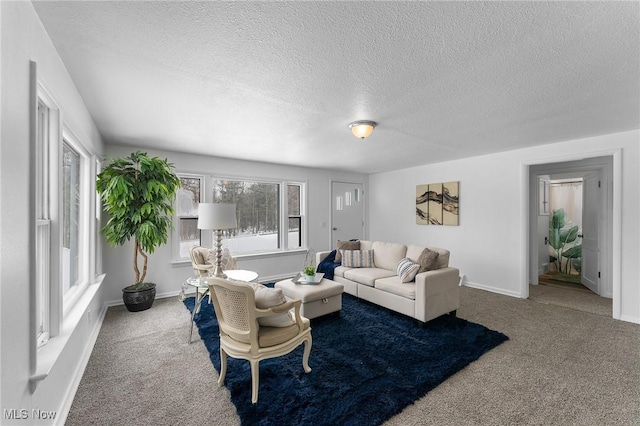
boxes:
[184,293,508,426]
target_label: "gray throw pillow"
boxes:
[335,240,360,263]
[417,248,440,273]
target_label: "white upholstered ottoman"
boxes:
[275,278,344,319]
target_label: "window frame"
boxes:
[35,89,57,347]
[173,173,206,261]
[32,75,98,349]
[60,129,91,314]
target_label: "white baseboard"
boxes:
[462,281,523,298]
[619,314,640,324]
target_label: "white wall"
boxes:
[1,2,105,423]
[369,130,640,323]
[101,145,368,304]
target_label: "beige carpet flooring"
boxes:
[66,286,640,426]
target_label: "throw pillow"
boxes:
[417,248,440,273]
[396,257,420,283]
[335,240,360,263]
[251,283,295,328]
[341,249,375,268]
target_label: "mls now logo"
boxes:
[4,409,28,420]
[4,408,57,420]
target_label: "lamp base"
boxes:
[211,265,227,279]
[212,229,227,279]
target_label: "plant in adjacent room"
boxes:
[548,208,582,274]
[96,151,180,301]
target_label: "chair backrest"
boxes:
[189,246,212,277]
[190,246,237,277]
[207,277,259,346]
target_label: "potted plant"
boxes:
[302,249,316,282]
[96,151,180,312]
[303,265,317,282]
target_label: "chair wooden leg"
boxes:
[218,348,227,387]
[250,360,260,404]
[302,336,312,373]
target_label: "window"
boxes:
[33,77,97,350]
[62,142,81,295]
[35,98,52,347]
[172,175,305,260]
[175,175,203,258]
[213,178,281,254]
[288,184,302,249]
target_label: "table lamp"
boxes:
[197,203,237,278]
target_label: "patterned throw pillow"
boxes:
[335,240,361,263]
[341,249,375,268]
[396,257,420,283]
[417,248,440,273]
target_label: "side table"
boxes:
[185,269,259,343]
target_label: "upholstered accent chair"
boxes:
[207,277,313,404]
[189,246,237,278]
[185,246,238,304]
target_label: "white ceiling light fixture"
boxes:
[349,120,377,139]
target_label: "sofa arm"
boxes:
[414,267,460,322]
[315,251,332,266]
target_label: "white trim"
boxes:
[462,281,523,299]
[521,148,622,320]
[30,274,105,392]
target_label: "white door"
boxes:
[331,182,364,244]
[538,176,551,277]
[581,173,599,294]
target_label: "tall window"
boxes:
[175,175,203,257]
[288,184,302,249]
[62,142,81,294]
[35,99,52,347]
[33,76,97,350]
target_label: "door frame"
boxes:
[522,149,621,319]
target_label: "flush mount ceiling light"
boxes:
[349,120,377,139]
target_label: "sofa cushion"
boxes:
[371,241,407,271]
[341,249,375,268]
[359,240,373,251]
[406,244,450,270]
[333,265,350,278]
[335,240,360,263]
[374,276,416,300]
[343,268,396,287]
[396,258,420,282]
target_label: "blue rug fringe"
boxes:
[184,293,508,426]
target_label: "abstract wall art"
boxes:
[416,181,459,225]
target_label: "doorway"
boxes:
[528,156,615,316]
[539,176,593,293]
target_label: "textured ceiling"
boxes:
[32,1,639,174]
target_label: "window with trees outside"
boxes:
[33,74,97,352]
[174,175,305,259]
[175,175,202,258]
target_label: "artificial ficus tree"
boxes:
[96,151,180,288]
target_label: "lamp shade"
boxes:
[197,203,237,230]
[349,120,377,139]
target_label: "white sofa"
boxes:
[316,240,460,324]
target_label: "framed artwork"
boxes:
[416,181,459,226]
